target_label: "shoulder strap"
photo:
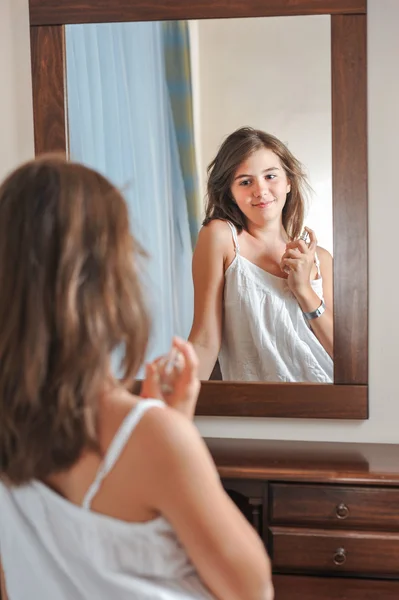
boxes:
[225,221,240,254]
[82,399,165,510]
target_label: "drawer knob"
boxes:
[333,547,347,566]
[336,502,349,519]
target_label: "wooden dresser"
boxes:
[205,438,399,599]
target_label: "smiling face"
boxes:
[230,148,291,228]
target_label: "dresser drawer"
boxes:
[270,483,399,530]
[273,575,399,600]
[271,527,399,577]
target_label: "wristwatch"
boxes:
[303,300,326,321]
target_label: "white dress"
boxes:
[0,400,215,600]
[218,222,333,382]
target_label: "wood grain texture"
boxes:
[271,527,399,576]
[30,26,67,154]
[214,442,399,596]
[331,15,368,384]
[273,575,399,600]
[29,0,367,27]
[270,483,399,530]
[196,382,368,419]
[205,439,399,485]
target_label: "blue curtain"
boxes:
[65,22,194,368]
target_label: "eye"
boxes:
[239,179,251,187]
[266,174,276,180]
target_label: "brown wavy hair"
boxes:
[203,127,311,240]
[0,155,150,485]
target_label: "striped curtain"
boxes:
[162,21,200,247]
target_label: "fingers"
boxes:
[280,257,298,275]
[152,337,199,395]
[305,226,318,251]
[285,239,308,253]
[286,227,318,255]
[141,362,163,399]
[171,336,199,380]
[159,338,201,417]
[282,248,302,260]
[281,258,298,270]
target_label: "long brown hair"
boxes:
[0,155,150,485]
[203,127,311,240]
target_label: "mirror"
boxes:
[29,0,368,419]
[65,15,333,383]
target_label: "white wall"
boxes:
[0,0,34,182]
[196,0,399,443]
[2,0,398,443]
[195,15,333,253]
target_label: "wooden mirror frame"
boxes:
[29,0,368,420]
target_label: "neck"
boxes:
[246,218,289,244]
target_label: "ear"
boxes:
[286,181,291,194]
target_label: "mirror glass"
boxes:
[65,15,333,383]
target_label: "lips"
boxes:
[252,200,275,208]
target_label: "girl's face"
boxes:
[230,148,291,227]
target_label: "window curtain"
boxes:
[65,21,195,367]
[161,21,201,247]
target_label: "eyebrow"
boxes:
[234,167,280,180]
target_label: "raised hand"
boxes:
[280,227,318,295]
[140,337,201,419]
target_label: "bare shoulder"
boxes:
[196,219,232,248]
[316,245,333,268]
[317,245,332,260]
[194,220,234,270]
[127,404,220,502]
[132,404,211,466]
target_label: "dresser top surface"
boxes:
[204,438,399,485]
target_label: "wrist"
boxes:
[173,401,196,420]
[292,286,322,313]
[303,300,326,322]
[291,283,313,304]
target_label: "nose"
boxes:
[253,178,268,198]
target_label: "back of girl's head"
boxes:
[204,127,310,239]
[0,155,149,485]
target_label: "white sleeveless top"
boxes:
[0,400,215,600]
[218,222,333,382]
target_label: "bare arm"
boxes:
[303,246,334,357]
[134,408,273,600]
[1,561,9,600]
[188,221,228,379]
[281,230,334,358]
[290,245,333,358]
